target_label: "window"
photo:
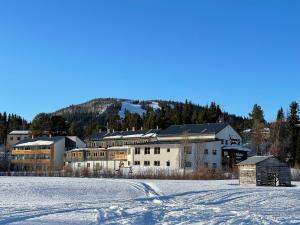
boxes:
[100,152,105,157]
[167,148,170,152]
[221,140,224,145]
[204,162,208,168]
[10,137,13,141]
[128,161,131,166]
[212,150,217,155]
[225,140,228,145]
[185,161,192,168]
[135,148,140,155]
[17,137,21,141]
[204,149,209,154]
[87,163,90,168]
[154,161,160,166]
[144,161,150,166]
[154,147,160,154]
[96,163,100,168]
[166,161,170,167]
[144,147,150,154]
[134,161,140,166]
[78,163,81,167]
[212,163,217,169]
[87,152,91,157]
[184,146,192,154]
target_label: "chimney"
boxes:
[156,125,159,130]
[49,133,52,138]
[141,127,143,131]
[126,128,129,131]
[132,127,135,131]
[113,129,115,133]
[99,129,102,133]
[107,128,110,134]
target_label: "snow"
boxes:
[15,141,54,147]
[119,101,146,118]
[9,130,31,135]
[0,177,299,224]
[149,102,161,111]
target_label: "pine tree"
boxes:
[287,101,300,165]
[270,107,288,160]
[249,104,267,155]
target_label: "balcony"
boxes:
[111,154,128,160]
[11,159,51,164]
[11,149,51,155]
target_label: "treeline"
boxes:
[56,101,250,138]
[247,102,300,167]
[0,113,28,144]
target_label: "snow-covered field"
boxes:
[0,177,299,225]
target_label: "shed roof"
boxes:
[238,156,274,165]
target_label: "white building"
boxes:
[128,123,248,173]
[71,123,249,175]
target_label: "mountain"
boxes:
[53,98,166,119]
[50,98,249,138]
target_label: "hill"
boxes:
[50,98,249,138]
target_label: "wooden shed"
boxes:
[238,156,291,186]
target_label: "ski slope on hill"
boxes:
[0,177,299,225]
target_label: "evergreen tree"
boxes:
[249,104,267,155]
[270,107,288,160]
[287,101,300,165]
[249,104,265,124]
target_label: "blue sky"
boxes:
[0,0,299,121]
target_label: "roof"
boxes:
[158,123,229,136]
[88,129,159,141]
[14,136,65,147]
[238,156,274,165]
[9,130,31,135]
[222,145,251,152]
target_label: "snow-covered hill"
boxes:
[0,177,299,224]
[53,98,163,118]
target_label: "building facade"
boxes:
[6,130,32,155]
[67,123,249,174]
[11,136,86,171]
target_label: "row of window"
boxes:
[14,146,51,150]
[13,155,50,160]
[135,147,170,155]
[132,160,170,167]
[69,152,105,157]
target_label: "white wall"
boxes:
[128,144,181,170]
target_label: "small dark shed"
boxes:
[238,156,291,186]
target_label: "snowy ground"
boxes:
[0,177,299,225]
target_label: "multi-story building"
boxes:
[87,129,159,148]
[11,136,86,171]
[6,130,32,155]
[64,146,129,172]
[69,123,249,174]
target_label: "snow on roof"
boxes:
[107,146,130,150]
[9,130,31,135]
[103,135,123,139]
[16,140,54,147]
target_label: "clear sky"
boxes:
[0,0,299,121]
